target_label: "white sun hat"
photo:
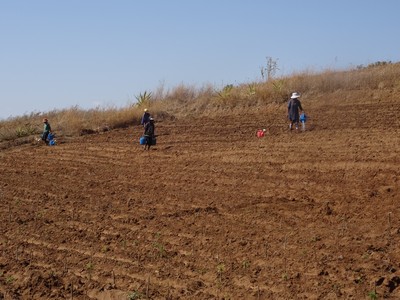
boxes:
[291,92,300,99]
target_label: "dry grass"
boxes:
[1,61,399,144]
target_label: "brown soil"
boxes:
[1,92,400,299]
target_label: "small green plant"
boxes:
[247,83,256,96]
[127,290,143,300]
[35,210,44,219]
[362,251,370,259]
[6,275,15,284]
[135,91,152,107]
[216,84,233,100]
[242,259,250,269]
[216,263,225,283]
[311,235,321,242]
[101,245,110,253]
[270,78,288,102]
[152,232,167,258]
[282,273,288,281]
[354,276,364,284]
[86,262,94,270]
[153,242,166,258]
[368,290,378,300]
[86,262,94,280]
[196,268,207,275]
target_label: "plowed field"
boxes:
[1,93,400,299]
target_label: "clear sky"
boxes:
[1,0,399,119]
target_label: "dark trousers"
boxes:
[42,131,49,143]
[145,136,153,145]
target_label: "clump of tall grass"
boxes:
[52,104,165,137]
[0,105,149,143]
[1,61,399,144]
[287,62,400,93]
[0,112,43,141]
[55,105,139,136]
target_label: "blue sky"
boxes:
[1,0,399,119]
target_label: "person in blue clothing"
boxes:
[141,108,151,127]
[41,118,52,145]
[287,92,304,130]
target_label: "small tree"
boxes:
[261,56,279,81]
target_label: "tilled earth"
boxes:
[1,93,400,299]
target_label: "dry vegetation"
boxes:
[1,61,399,147]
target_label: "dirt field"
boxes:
[1,92,400,299]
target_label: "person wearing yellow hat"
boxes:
[141,108,151,127]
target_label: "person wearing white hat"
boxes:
[287,92,304,130]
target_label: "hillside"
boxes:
[1,69,400,299]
